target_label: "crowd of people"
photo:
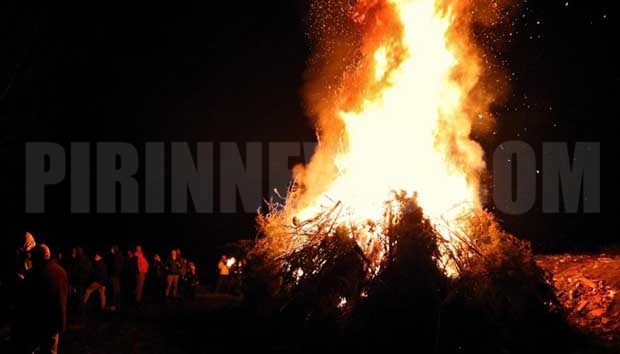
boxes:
[58,244,202,311]
[7,232,245,354]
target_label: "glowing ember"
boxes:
[295,267,305,283]
[227,257,236,268]
[272,0,498,277]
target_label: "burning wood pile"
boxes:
[243,192,564,353]
[246,0,506,298]
[251,191,451,306]
[239,0,591,351]
[536,254,620,343]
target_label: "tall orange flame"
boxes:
[279,0,508,275]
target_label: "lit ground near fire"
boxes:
[536,252,620,345]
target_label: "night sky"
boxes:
[1,0,617,270]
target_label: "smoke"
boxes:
[436,0,520,194]
[442,0,520,136]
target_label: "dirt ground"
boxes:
[536,253,620,346]
[1,292,277,354]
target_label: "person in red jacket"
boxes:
[134,245,149,305]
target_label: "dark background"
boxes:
[1,0,617,282]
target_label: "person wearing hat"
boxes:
[15,232,37,281]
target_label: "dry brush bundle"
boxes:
[250,190,551,304]
[245,189,561,352]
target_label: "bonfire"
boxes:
[254,0,501,285]
[246,4,558,351]
[242,3,567,352]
